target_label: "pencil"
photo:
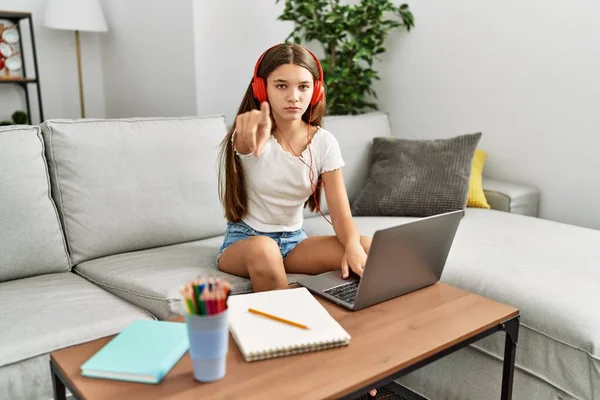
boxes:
[215,290,222,314]
[248,308,309,330]
[218,291,227,312]
[186,286,198,314]
[179,289,194,314]
[199,292,208,315]
[185,297,195,314]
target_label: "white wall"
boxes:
[191,0,600,229]
[100,0,196,118]
[373,0,600,230]
[21,0,593,229]
[193,0,294,126]
[0,0,106,123]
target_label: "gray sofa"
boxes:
[1,112,597,400]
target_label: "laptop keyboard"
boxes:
[324,281,359,304]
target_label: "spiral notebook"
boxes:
[227,287,351,362]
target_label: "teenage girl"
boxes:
[217,42,372,291]
[217,45,378,396]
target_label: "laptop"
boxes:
[297,209,464,311]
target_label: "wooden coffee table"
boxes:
[50,283,519,400]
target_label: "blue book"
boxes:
[81,320,189,384]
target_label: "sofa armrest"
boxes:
[482,178,540,217]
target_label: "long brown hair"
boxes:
[218,44,327,222]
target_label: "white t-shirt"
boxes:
[233,127,345,232]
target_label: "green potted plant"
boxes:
[0,110,29,126]
[11,110,29,125]
[276,0,414,115]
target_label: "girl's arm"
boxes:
[322,169,360,248]
[322,169,368,277]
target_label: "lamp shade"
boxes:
[44,0,108,32]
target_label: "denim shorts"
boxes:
[216,221,307,267]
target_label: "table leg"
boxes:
[341,315,520,400]
[50,360,67,400]
[500,316,520,400]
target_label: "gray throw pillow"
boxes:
[351,132,482,217]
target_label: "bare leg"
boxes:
[284,235,372,274]
[218,236,288,292]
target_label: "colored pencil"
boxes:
[181,277,231,315]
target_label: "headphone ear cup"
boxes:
[252,77,268,103]
[310,80,324,105]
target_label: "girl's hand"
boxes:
[340,242,368,278]
[235,101,272,157]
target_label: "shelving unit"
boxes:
[0,10,44,123]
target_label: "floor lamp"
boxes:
[43,0,108,118]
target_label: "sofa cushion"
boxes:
[0,353,56,400]
[0,126,70,282]
[305,210,600,399]
[0,272,155,368]
[303,214,415,236]
[73,236,309,320]
[304,112,393,219]
[446,209,600,399]
[351,133,482,217]
[40,116,228,264]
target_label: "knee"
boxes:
[360,235,372,254]
[246,236,284,275]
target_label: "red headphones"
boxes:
[251,44,325,106]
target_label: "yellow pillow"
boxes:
[467,149,490,209]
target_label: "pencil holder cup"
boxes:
[185,310,229,382]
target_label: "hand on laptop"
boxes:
[341,242,368,279]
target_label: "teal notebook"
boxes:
[81,320,189,384]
